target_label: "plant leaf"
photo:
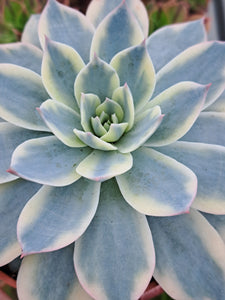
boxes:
[21,14,41,49]
[147,19,206,72]
[18,178,100,254]
[204,89,225,112]
[155,141,225,214]
[117,147,197,216]
[80,93,101,132]
[74,179,155,300]
[90,1,144,63]
[76,150,132,181]
[10,136,91,186]
[147,209,225,300]
[201,213,225,244]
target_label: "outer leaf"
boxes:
[153,42,225,108]
[73,129,117,151]
[202,213,225,244]
[38,0,94,63]
[0,123,49,183]
[39,99,85,147]
[115,106,162,153]
[147,19,206,72]
[144,82,208,147]
[10,136,91,186]
[155,141,225,214]
[112,84,134,131]
[110,42,155,111]
[17,244,93,300]
[117,147,197,216]
[0,64,50,131]
[86,0,149,37]
[21,14,41,49]
[74,179,155,300]
[90,1,144,63]
[74,56,120,104]
[42,39,85,111]
[76,150,132,181]
[204,89,225,112]
[0,42,42,74]
[80,93,101,132]
[18,178,100,254]
[181,112,225,147]
[147,209,225,300]
[0,179,41,266]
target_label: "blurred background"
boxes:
[0,0,224,299]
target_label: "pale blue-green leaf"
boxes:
[42,39,85,111]
[80,93,101,132]
[110,42,155,111]
[0,64,50,131]
[39,99,85,147]
[17,244,93,300]
[0,122,49,183]
[76,150,132,181]
[74,56,120,104]
[204,89,225,112]
[90,1,144,63]
[0,179,41,266]
[91,117,107,136]
[115,106,162,153]
[147,209,225,300]
[73,129,117,151]
[0,42,42,74]
[96,98,124,122]
[74,179,155,300]
[112,84,134,131]
[86,0,149,37]
[144,82,208,147]
[21,14,41,49]
[155,141,225,214]
[18,178,100,254]
[153,42,225,108]
[147,19,206,72]
[38,0,94,63]
[117,147,197,216]
[181,112,225,147]
[10,136,91,186]
[201,213,225,244]
[101,123,128,142]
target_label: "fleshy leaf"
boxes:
[101,123,128,142]
[153,42,225,108]
[147,209,225,300]
[73,129,117,151]
[155,141,225,214]
[74,179,155,300]
[76,150,132,181]
[39,99,85,147]
[10,136,91,186]
[21,14,41,49]
[0,42,42,74]
[17,244,93,300]
[0,64,50,131]
[18,178,100,254]
[80,94,101,132]
[86,0,149,37]
[0,123,49,183]
[0,179,41,266]
[42,39,85,111]
[204,89,225,112]
[202,213,225,244]
[117,147,197,216]
[96,98,124,122]
[90,1,144,63]
[110,42,155,111]
[91,117,107,136]
[181,112,225,147]
[74,56,120,104]
[147,19,206,72]
[38,0,94,63]
[115,106,162,153]
[112,84,134,131]
[144,82,208,147]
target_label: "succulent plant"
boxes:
[0,0,225,299]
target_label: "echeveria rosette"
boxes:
[1,1,225,300]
